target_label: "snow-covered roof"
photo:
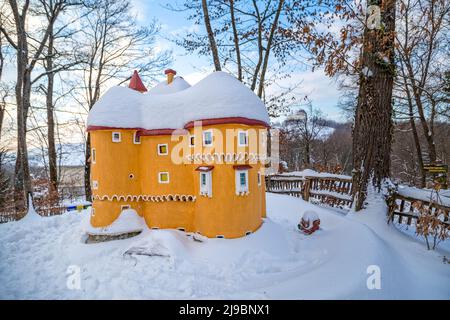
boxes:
[87,71,270,131]
[147,76,191,95]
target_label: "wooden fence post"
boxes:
[303,178,311,201]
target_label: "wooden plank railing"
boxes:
[387,193,450,228]
[266,174,354,209]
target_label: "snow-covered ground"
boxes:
[0,193,449,299]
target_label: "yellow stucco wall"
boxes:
[90,123,267,238]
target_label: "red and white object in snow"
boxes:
[298,210,320,235]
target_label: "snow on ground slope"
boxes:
[0,193,449,299]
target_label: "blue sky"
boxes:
[132,0,345,122]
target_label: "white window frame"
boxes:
[158,172,170,184]
[92,180,98,190]
[238,130,248,146]
[203,130,213,147]
[199,171,212,197]
[158,143,169,155]
[112,132,121,143]
[235,169,249,194]
[133,132,141,144]
[189,135,195,147]
[91,148,96,164]
[121,205,131,211]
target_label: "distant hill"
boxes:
[28,143,85,168]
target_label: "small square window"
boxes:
[238,131,248,146]
[92,208,95,217]
[203,130,213,146]
[189,135,195,147]
[158,144,168,155]
[121,205,131,211]
[91,148,96,164]
[158,172,169,183]
[133,132,141,144]
[112,132,121,142]
[92,180,98,190]
[258,172,261,186]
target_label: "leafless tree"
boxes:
[167,0,297,116]
[282,104,326,167]
[201,0,221,71]
[0,0,76,213]
[395,0,450,166]
[76,0,172,200]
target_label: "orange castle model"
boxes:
[86,69,270,238]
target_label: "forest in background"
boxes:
[0,0,449,215]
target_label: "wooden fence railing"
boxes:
[267,173,450,229]
[387,193,450,228]
[265,174,354,209]
[0,202,91,224]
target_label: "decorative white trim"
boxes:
[112,132,121,143]
[158,172,169,183]
[186,152,264,163]
[157,144,168,155]
[92,194,196,202]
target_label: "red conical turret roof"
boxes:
[129,70,148,93]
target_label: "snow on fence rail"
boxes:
[387,187,450,228]
[265,170,354,209]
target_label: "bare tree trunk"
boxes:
[304,140,311,166]
[250,0,263,91]
[84,134,91,201]
[229,0,242,81]
[0,34,5,139]
[257,0,284,97]
[46,23,58,194]
[10,0,32,213]
[406,64,437,163]
[201,0,221,71]
[402,74,426,187]
[353,0,396,211]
